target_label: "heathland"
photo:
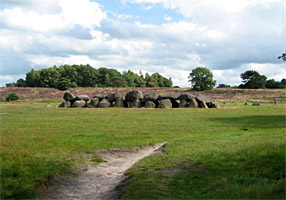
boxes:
[0,87,285,199]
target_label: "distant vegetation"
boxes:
[5,93,19,101]
[218,70,285,89]
[5,65,173,90]
[238,70,286,89]
[5,65,286,91]
[188,67,285,90]
[188,67,216,91]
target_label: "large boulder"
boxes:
[196,94,212,103]
[72,100,86,108]
[188,98,198,108]
[178,93,196,101]
[144,92,159,102]
[98,99,111,108]
[210,102,220,108]
[158,99,172,108]
[114,97,124,107]
[199,101,209,109]
[63,92,75,102]
[252,102,260,106]
[75,95,90,102]
[179,99,188,108]
[127,99,141,108]
[93,95,106,101]
[171,100,180,108]
[58,101,71,108]
[87,98,99,108]
[107,92,122,102]
[125,90,143,102]
[123,98,128,108]
[159,93,180,100]
[145,101,156,108]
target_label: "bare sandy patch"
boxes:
[42,142,167,200]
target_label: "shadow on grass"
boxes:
[168,143,286,199]
[210,115,285,129]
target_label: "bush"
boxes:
[6,93,19,101]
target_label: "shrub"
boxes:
[6,93,19,101]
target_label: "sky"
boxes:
[0,0,285,87]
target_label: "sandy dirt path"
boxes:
[43,142,167,200]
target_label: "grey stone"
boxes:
[179,99,189,108]
[171,100,180,108]
[211,102,220,108]
[127,99,141,108]
[199,101,209,108]
[145,101,156,108]
[158,99,172,108]
[93,95,106,101]
[159,93,180,100]
[107,92,122,102]
[98,99,111,108]
[178,93,196,101]
[252,102,260,106]
[63,92,75,102]
[58,101,72,108]
[125,90,143,102]
[196,94,212,103]
[188,98,198,108]
[114,97,124,107]
[75,95,90,102]
[144,92,159,102]
[87,98,99,108]
[72,100,86,108]
[123,98,128,108]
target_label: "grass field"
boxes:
[0,101,285,199]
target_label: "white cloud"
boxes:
[59,0,106,28]
[0,0,106,32]
[0,0,285,87]
[29,55,100,67]
[163,15,172,21]
[130,0,283,16]
[118,14,133,20]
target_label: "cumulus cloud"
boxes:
[0,0,285,87]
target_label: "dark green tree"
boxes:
[38,66,61,88]
[58,65,79,87]
[25,69,41,87]
[15,79,26,87]
[56,78,74,90]
[5,83,16,87]
[188,67,216,91]
[217,83,231,88]
[9,65,172,88]
[111,76,128,87]
[240,70,267,89]
[163,77,173,87]
[266,79,286,89]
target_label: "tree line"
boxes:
[188,67,286,91]
[5,65,285,91]
[6,65,173,90]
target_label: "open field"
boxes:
[0,99,285,199]
[0,87,285,103]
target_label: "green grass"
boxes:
[0,102,285,199]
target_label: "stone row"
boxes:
[58,90,220,109]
